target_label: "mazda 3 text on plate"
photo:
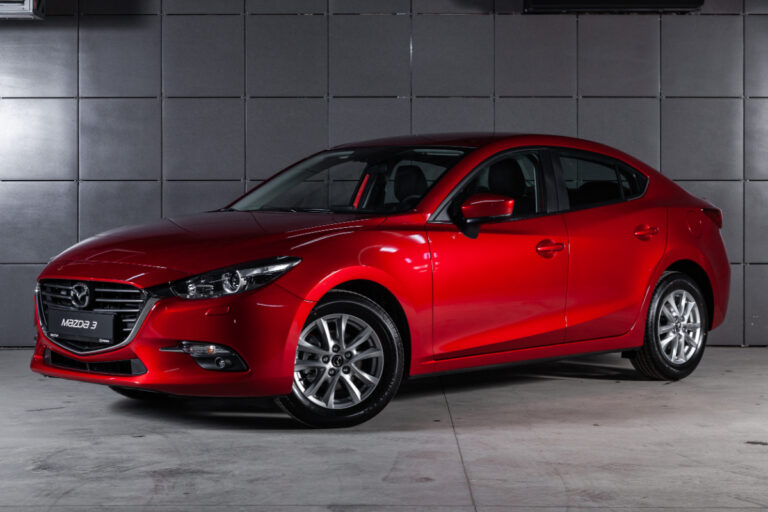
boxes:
[31,133,730,427]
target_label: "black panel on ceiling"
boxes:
[524,0,704,13]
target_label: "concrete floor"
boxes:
[1,348,767,512]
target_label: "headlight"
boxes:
[169,256,301,300]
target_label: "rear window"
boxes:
[618,163,648,199]
[559,152,648,210]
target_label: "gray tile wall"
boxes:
[0,0,763,347]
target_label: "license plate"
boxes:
[47,309,115,342]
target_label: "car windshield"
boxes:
[229,146,471,214]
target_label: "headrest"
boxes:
[394,165,427,202]
[576,181,621,205]
[488,160,526,199]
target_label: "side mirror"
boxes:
[460,193,514,224]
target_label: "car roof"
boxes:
[330,132,659,178]
[332,132,518,149]
[331,132,587,150]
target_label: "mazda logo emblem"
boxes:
[70,282,90,308]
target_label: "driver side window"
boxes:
[452,151,542,220]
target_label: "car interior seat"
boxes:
[394,165,428,211]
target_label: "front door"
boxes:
[427,150,569,360]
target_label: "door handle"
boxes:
[634,225,659,241]
[536,239,565,258]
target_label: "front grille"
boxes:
[45,349,147,376]
[38,279,149,354]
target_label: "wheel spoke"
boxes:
[666,296,680,316]
[346,326,373,352]
[683,322,700,329]
[322,372,341,408]
[660,333,676,349]
[351,364,380,386]
[675,336,685,359]
[341,374,362,404]
[350,347,382,364]
[661,303,676,320]
[295,359,325,371]
[297,339,326,357]
[658,324,674,334]
[319,318,334,347]
[682,302,695,322]
[303,368,328,397]
[339,314,349,348]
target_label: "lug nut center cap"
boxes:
[331,355,344,368]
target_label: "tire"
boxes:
[629,272,708,380]
[109,386,172,401]
[275,290,405,428]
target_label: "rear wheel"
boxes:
[109,386,171,401]
[276,290,404,428]
[630,272,708,380]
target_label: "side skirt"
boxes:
[415,328,644,376]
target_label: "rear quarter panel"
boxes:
[662,205,730,330]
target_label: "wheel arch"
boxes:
[664,259,714,329]
[325,279,412,379]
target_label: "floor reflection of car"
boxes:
[31,133,730,427]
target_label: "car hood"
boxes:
[44,211,385,286]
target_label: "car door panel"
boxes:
[553,148,667,342]
[562,202,666,341]
[428,213,569,360]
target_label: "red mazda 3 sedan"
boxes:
[30,133,730,427]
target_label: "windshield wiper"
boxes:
[258,207,333,213]
[258,207,299,212]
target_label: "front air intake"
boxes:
[37,279,151,354]
[45,349,147,376]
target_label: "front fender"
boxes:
[275,228,435,374]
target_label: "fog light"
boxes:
[182,343,228,357]
[162,341,248,372]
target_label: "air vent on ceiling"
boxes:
[523,0,704,13]
[0,0,45,19]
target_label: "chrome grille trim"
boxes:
[93,288,142,294]
[36,279,159,355]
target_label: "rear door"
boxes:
[553,149,666,342]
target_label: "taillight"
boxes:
[703,207,722,229]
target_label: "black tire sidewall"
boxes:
[644,274,708,379]
[278,291,404,428]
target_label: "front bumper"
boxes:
[30,283,313,397]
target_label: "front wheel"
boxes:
[630,272,708,380]
[276,290,404,428]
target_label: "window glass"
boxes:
[449,152,542,220]
[231,146,470,213]
[618,164,648,199]
[560,155,622,209]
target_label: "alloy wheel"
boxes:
[293,313,385,410]
[657,289,703,365]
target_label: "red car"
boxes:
[31,133,730,427]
